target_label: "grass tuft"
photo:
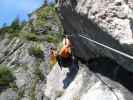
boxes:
[0,65,15,86]
[29,45,44,59]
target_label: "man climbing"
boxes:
[49,35,74,69]
[57,35,73,69]
[60,35,71,58]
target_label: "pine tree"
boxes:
[9,17,22,33]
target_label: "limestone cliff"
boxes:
[56,0,133,72]
[0,4,63,100]
[1,1,133,100]
[44,61,133,100]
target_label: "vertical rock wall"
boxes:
[57,0,133,72]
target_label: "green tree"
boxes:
[10,17,21,32]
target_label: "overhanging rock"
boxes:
[56,0,133,72]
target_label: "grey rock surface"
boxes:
[0,88,17,100]
[44,61,133,100]
[0,37,54,100]
[1,1,133,100]
[57,0,133,72]
[0,5,63,100]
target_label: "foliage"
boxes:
[34,6,57,28]
[0,65,15,86]
[9,82,18,91]
[19,32,39,41]
[16,88,25,100]
[29,45,44,59]
[10,17,21,32]
[37,6,56,19]
[30,62,45,100]
[34,67,44,81]
[0,17,26,36]
[46,34,59,43]
[0,5,63,45]
[29,79,38,100]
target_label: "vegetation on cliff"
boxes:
[0,3,63,100]
[0,4,63,43]
[0,65,14,86]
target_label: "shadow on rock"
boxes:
[86,56,133,93]
[58,57,79,89]
[0,85,8,93]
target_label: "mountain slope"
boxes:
[1,1,133,100]
[0,4,63,100]
[56,0,133,72]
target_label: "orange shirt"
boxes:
[59,46,71,58]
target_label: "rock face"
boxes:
[44,60,133,100]
[0,37,54,100]
[0,5,63,100]
[1,1,133,100]
[56,0,133,72]
[0,88,17,100]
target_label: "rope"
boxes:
[79,34,133,60]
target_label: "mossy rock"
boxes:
[19,32,39,41]
[34,67,45,81]
[46,34,59,43]
[29,46,44,59]
[0,65,15,86]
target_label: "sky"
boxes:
[0,0,54,27]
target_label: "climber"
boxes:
[57,35,73,69]
[60,35,71,57]
[49,35,74,69]
[49,47,57,65]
